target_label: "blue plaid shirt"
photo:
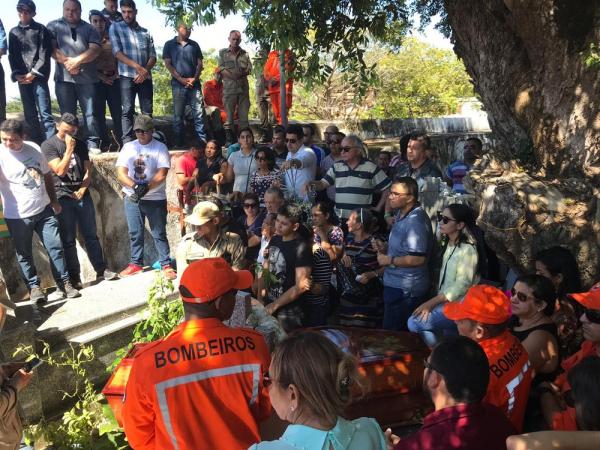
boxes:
[108,20,156,78]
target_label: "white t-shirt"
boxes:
[116,139,171,201]
[0,143,51,219]
[284,146,316,199]
[228,148,257,193]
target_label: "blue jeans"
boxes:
[407,302,458,347]
[57,194,106,280]
[95,80,122,148]
[383,286,426,331]
[120,77,153,143]
[55,81,100,148]
[18,79,55,143]
[5,205,69,289]
[172,83,206,145]
[123,197,170,267]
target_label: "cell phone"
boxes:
[22,358,43,373]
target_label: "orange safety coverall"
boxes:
[551,340,598,430]
[479,330,533,432]
[203,79,228,123]
[122,318,272,450]
[263,50,294,124]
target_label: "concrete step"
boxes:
[36,268,178,344]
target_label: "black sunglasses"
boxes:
[286,138,297,144]
[437,212,457,224]
[584,307,600,324]
[243,203,257,208]
[511,287,533,303]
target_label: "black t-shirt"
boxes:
[266,235,312,302]
[41,135,89,198]
[196,156,226,185]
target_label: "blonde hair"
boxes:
[270,330,366,424]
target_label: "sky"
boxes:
[0,0,451,101]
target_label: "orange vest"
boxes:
[551,340,598,430]
[203,79,225,110]
[263,50,294,94]
[122,318,271,450]
[479,330,533,432]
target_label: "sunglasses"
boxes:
[243,203,257,208]
[341,146,356,153]
[584,307,600,324]
[286,138,297,144]
[437,212,457,224]
[510,287,533,303]
[134,129,152,134]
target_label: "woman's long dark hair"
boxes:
[569,356,600,430]
[534,246,582,299]
[256,147,276,171]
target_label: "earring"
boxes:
[290,406,295,412]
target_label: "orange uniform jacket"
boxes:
[263,50,294,124]
[203,79,228,123]
[551,340,598,430]
[479,330,533,432]
[122,318,272,450]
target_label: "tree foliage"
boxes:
[290,38,475,121]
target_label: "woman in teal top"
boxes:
[249,331,387,450]
[407,204,480,347]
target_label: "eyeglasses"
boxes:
[243,203,257,208]
[263,372,272,388]
[583,307,600,324]
[341,146,357,153]
[437,212,457,224]
[134,129,152,134]
[389,191,410,198]
[286,138,297,144]
[510,287,533,303]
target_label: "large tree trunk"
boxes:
[444,0,599,179]
[442,0,599,285]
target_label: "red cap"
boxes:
[444,284,510,324]
[179,258,253,303]
[569,289,600,310]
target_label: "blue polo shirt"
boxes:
[162,37,203,87]
[383,204,433,296]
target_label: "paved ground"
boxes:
[3,268,171,334]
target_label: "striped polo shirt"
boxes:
[323,158,391,219]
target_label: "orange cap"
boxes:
[569,289,600,310]
[178,258,253,303]
[443,284,510,324]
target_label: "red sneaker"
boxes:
[119,264,143,278]
[161,265,177,281]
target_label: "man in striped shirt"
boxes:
[307,134,391,221]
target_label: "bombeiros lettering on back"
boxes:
[154,336,256,368]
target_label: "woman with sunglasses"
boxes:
[508,274,560,385]
[249,148,283,208]
[238,192,265,262]
[408,204,480,347]
[249,330,387,450]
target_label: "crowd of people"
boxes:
[0,1,598,450]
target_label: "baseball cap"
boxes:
[184,201,220,226]
[568,289,600,310]
[179,258,253,303]
[133,115,154,132]
[17,0,36,13]
[444,284,510,324]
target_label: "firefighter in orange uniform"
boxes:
[443,285,533,432]
[203,70,228,124]
[263,50,294,124]
[122,258,272,450]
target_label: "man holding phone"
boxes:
[0,360,33,449]
[41,113,117,290]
